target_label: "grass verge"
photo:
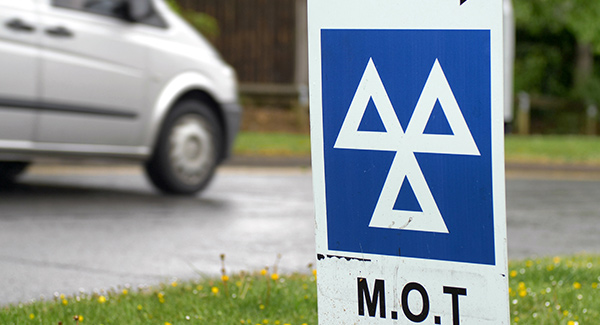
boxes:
[234,132,600,166]
[505,135,600,165]
[1,268,317,325]
[3,255,600,324]
[234,132,311,157]
[508,255,600,324]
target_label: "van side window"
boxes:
[51,0,167,28]
[53,0,83,9]
[52,0,123,17]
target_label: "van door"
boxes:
[36,0,151,151]
[0,0,39,142]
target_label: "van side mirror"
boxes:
[125,0,154,22]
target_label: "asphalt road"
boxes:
[0,164,315,306]
[0,163,599,305]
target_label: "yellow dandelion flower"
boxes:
[518,282,526,290]
[568,321,576,325]
[514,316,520,322]
[222,275,230,282]
[259,304,265,310]
[563,310,569,316]
[62,299,68,306]
[73,315,84,322]
[165,322,172,325]
[510,270,517,277]
[312,269,317,277]
[171,281,178,288]
[525,260,533,268]
[271,273,279,281]
[573,282,582,289]
[29,314,35,320]
[302,323,308,325]
[592,282,598,289]
[157,292,165,299]
[263,319,269,324]
[508,288,514,296]
[553,256,561,264]
[122,289,128,295]
[211,286,219,294]
[98,295,106,304]
[275,321,281,325]
[137,304,143,311]
[518,290,527,297]
[547,265,555,271]
[197,285,204,291]
[260,269,268,276]
[60,294,65,299]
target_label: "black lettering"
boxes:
[443,286,467,325]
[357,277,386,318]
[401,282,429,322]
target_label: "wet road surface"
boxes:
[0,164,599,305]
[0,165,315,305]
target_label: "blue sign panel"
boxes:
[322,29,494,265]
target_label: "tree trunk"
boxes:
[574,41,594,93]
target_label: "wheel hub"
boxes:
[169,114,215,185]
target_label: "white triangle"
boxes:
[334,58,404,152]
[405,59,480,156]
[369,152,449,233]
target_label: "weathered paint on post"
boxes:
[308,0,509,323]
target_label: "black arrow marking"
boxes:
[460,0,467,5]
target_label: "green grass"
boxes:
[233,132,311,157]
[505,135,600,165]
[508,255,600,324]
[1,270,318,325]
[4,255,600,324]
[234,132,600,165]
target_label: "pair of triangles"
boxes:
[359,98,454,136]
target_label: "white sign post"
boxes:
[308,0,508,323]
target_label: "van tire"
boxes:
[145,100,221,195]
[0,162,29,185]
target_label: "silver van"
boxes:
[0,0,241,194]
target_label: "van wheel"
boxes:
[145,100,221,195]
[0,162,29,185]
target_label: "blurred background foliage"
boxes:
[167,0,219,40]
[514,1,600,134]
[168,0,600,134]
[515,0,600,101]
